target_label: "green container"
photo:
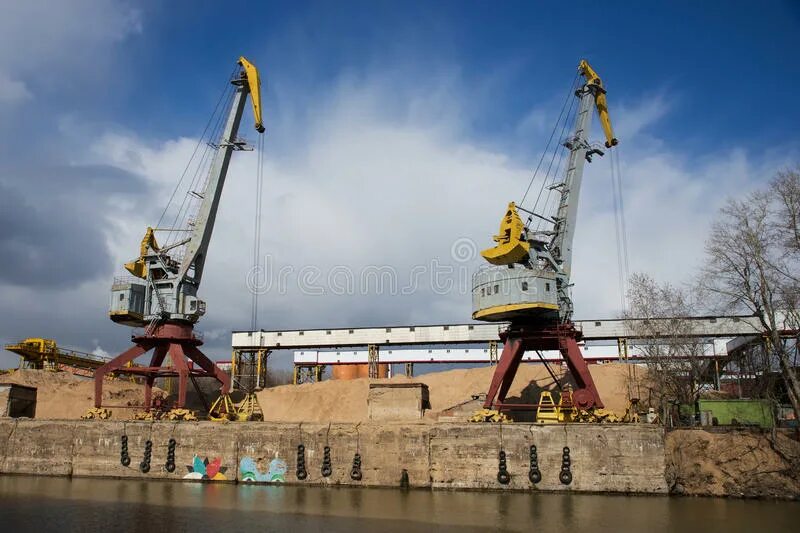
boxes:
[697,399,774,428]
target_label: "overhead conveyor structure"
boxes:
[232,316,765,349]
[230,315,767,383]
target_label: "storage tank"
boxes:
[332,364,389,380]
[332,365,360,380]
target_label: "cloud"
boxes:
[86,81,529,343]
[0,164,147,288]
[92,345,111,359]
[76,68,794,364]
[612,92,672,140]
[0,8,794,370]
[0,0,141,104]
[0,72,31,104]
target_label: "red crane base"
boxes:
[483,322,604,411]
[94,322,231,410]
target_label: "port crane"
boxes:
[93,57,265,417]
[472,60,618,413]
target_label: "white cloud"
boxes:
[0,72,31,103]
[612,92,671,140]
[92,345,111,359]
[1,55,794,366]
[82,72,794,343]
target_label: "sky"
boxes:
[0,0,799,368]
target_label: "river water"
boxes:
[0,476,797,532]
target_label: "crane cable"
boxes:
[532,91,578,232]
[251,132,266,330]
[519,72,580,209]
[164,85,235,249]
[610,146,630,313]
[156,65,239,248]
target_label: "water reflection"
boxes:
[0,476,797,533]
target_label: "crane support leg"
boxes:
[169,343,191,409]
[484,338,525,408]
[93,322,230,412]
[482,322,604,411]
[558,334,604,409]
[94,342,153,408]
[185,345,231,394]
[143,346,168,409]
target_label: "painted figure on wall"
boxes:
[183,455,228,480]
[240,456,287,483]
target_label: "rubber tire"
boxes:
[165,461,176,473]
[297,469,308,481]
[529,468,542,484]
[140,462,150,474]
[121,455,131,467]
[497,470,511,485]
[559,470,572,485]
[321,465,332,478]
[350,469,362,481]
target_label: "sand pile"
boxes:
[0,361,642,422]
[257,362,642,423]
[1,369,153,420]
[666,429,800,499]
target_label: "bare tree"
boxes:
[625,273,711,423]
[700,167,800,422]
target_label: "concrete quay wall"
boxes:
[0,419,668,494]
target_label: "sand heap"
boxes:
[0,361,641,422]
[666,429,800,499]
[257,362,641,423]
[0,369,153,420]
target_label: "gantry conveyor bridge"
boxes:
[229,315,765,384]
[232,315,764,350]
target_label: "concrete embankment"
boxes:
[0,419,668,494]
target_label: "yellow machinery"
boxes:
[236,393,264,421]
[469,409,511,423]
[5,338,138,378]
[208,393,263,422]
[534,389,622,424]
[81,408,112,420]
[535,391,560,424]
[480,202,531,265]
[209,394,237,421]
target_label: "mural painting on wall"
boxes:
[240,456,287,483]
[183,455,228,480]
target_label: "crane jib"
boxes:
[472,59,618,325]
[110,57,266,328]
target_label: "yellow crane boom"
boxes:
[578,59,618,148]
[238,56,265,133]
